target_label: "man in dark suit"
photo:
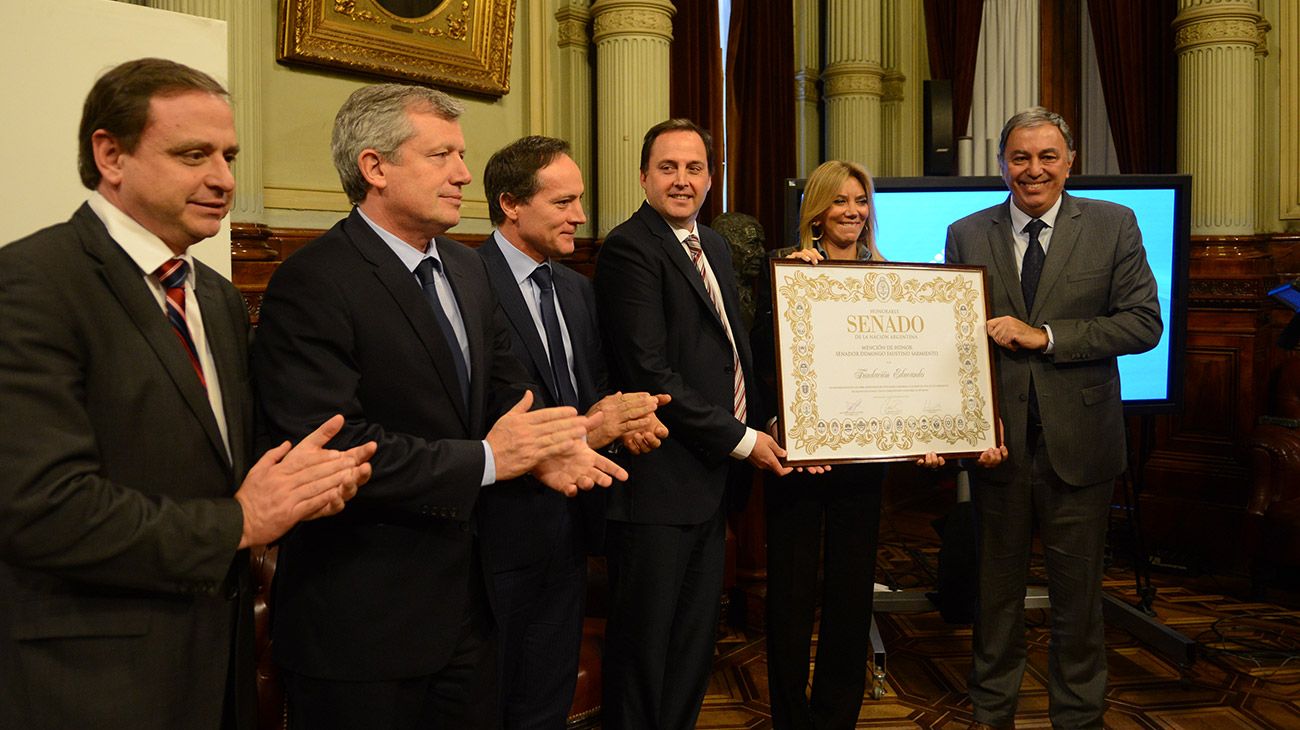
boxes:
[0,58,374,730]
[478,135,669,729]
[944,107,1162,730]
[251,85,627,730]
[593,119,793,730]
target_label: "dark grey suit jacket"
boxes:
[477,234,610,572]
[945,193,1162,485]
[593,202,764,525]
[0,204,254,729]
[252,209,534,681]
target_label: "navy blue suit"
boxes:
[593,202,765,730]
[477,233,610,729]
[252,209,536,729]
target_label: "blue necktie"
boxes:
[414,257,470,407]
[529,264,579,409]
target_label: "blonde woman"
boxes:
[750,160,884,729]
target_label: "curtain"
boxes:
[1086,0,1178,173]
[923,0,986,139]
[670,0,727,225]
[725,0,796,249]
[1040,0,1081,165]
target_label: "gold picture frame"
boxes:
[278,0,517,96]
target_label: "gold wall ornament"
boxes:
[279,0,516,96]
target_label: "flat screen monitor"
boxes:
[782,175,1190,415]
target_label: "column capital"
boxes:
[591,0,674,44]
[822,61,885,98]
[556,2,591,49]
[794,68,820,104]
[881,70,905,103]
[1255,17,1272,57]
[1174,2,1262,53]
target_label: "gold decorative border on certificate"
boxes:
[779,269,990,454]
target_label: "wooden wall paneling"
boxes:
[232,225,599,324]
[1141,235,1275,573]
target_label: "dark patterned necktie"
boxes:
[1020,219,1048,428]
[529,264,579,409]
[1021,218,1047,311]
[154,258,205,387]
[414,257,470,407]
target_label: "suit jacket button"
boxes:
[1019,394,1028,402]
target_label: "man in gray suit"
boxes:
[0,58,374,730]
[944,107,1162,730]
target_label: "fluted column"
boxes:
[879,0,923,176]
[822,0,883,170]
[1253,12,1277,229]
[592,0,673,236]
[145,0,266,231]
[148,0,221,18]
[1282,0,1300,220]
[1175,0,1261,235]
[556,1,594,237]
[225,2,267,227]
[792,0,820,177]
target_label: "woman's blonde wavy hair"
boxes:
[797,159,881,261]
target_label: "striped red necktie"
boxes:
[154,258,206,387]
[685,234,747,422]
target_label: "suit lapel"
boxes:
[194,272,242,473]
[75,206,232,472]
[1032,193,1082,320]
[481,237,560,405]
[439,240,486,427]
[639,205,728,337]
[704,232,749,359]
[346,214,470,430]
[985,203,1028,319]
[553,268,598,407]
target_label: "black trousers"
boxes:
[764,464,885,730]
[490,505,586,730]
[283,575,497,730]
[601,509,726,730]
[969,426,1111,730]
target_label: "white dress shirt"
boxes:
[87,192,230,459]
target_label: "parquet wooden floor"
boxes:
[689,502,1300,729]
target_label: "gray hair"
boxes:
[997,106,1075,164]
[332,83,464,204]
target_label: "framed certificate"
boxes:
[770,259,1000,464]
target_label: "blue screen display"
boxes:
[849,179,1186,409]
